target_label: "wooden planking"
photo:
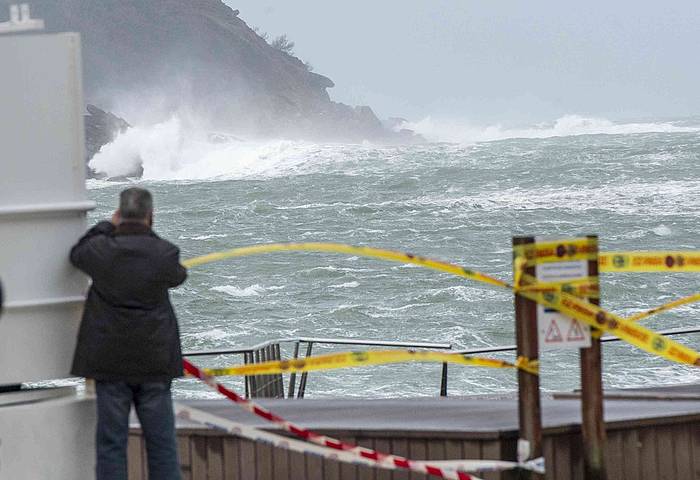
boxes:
[340,436,359,480]
[324,448,341,480]
[307,451,325,480]
[178,434,193,480]
[499,438,519,480]
[426,439,446,463]
[357,438,377,480]
[127,435,145,480]
[638,426,659,480]
[461,440,481,462]
[288,448,306,480]
[374,438,393,480]
[222,437,241,480]
[656,426,676,480]
[238,439,257,479]
[480,440,502,480]
[542,436,556,480]
[207,437,224,480]
[620,429,641,480]
[444,439,462,461]
[407,438,428,480]
[272,442,290,480]
[255,442,273,479]
[671,424,693,480]
[391,439,410,480]
[692,421,700,480]
[129,416,700,480]
[191,436,208,480]
[606,431,624,480]
[552,434,573,480]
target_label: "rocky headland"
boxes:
[1,0,417,170]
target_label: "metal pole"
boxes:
[297,342,313,398]
[262,346,271,397]
[253,349,261,398]
[513,236,543,478]
[580,235,608,480]
[243,352,250,399]
[288,341,300,399]
[440,363,448,397]
[273,343,284,398]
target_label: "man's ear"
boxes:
[147,212,154,227]
[111,209,122,225]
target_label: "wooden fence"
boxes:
[128,412,700,480]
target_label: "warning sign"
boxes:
[544,319,563,342]
[536,237,592,350]
[566,319,586,341]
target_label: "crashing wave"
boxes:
[402,114,700,144]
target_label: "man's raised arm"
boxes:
[69,221,115,276]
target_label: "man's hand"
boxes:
[111,210,121,226]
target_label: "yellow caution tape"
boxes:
[600,252,700,272]
[518,275,599,299]
[203,349,540,377]
[513,238,598,266]
[516,288,700,366]
[182,242,508,288]
[183,242,700,367]
[626,291,700,322]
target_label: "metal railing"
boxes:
[184,337,452,398]
[184,326,700,399]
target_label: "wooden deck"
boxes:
[128,385,700,480]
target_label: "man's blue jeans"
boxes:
[96,380,181,480]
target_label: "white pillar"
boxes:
[0,32,96,478]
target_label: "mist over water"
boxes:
[86,116,700,399]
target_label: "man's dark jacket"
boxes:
[70,220,187,382]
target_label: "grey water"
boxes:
[86,129,700,399]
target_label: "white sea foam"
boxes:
[329,281,360,289]
[188,328,236,341]
[211,284,265,297]
[89,116,328,181]
[188,234,229,240]
[409,180,700,217]
[403,115,700,144]
[85,178,130,190]
[87,114,700,182]
[652,225,673,236]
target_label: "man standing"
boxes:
[70,187,186,480]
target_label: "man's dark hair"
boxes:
[119,188,153,220]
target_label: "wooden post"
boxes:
[513,236,543,477]
[580,235,608,480]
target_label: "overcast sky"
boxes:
[226,1,700,125]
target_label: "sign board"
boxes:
[536,238,592,350]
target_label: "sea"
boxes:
[84,114,700,399]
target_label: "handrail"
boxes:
[181,327,699,399]
[183,336,452,357]
[183,336,452,399]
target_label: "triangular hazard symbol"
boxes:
[566,320,586,341]
[545,319,563,343]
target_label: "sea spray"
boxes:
[402,115,700,144]
[89,116,324,181]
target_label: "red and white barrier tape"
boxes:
[183,359,544,479]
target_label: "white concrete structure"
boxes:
[0,4,45,34]
[0,30,96,478]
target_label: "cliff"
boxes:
[1,0,408,142]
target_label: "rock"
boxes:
[0,0,406,142]
[83,105,132,178]
[84,104,130,160]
